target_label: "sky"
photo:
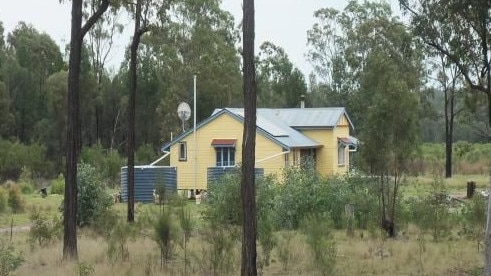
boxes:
[0,0,400,76]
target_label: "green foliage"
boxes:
[407,178,453,241]
[258,213,276,271]
[50,174,65,195]
[107,219,138,263]
[0,239,24,276]
[76,262,95,276]
[193,222,239,275]
[7,185,24,213]
[154,210,177,267]
[74,163,113,227]
[90,208,119,238]
[28,210,62,248]
[0,187,7,214]
[0,139,50,180]
[80,145,125,188]
[177,199,194,273]
[205,166,379,234]
[301,214,337,275]
[135,144,158,165]
[203,172,242,225]
[459,194,487,240]
[18,167,35,194]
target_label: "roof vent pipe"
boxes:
[300,94,305,108]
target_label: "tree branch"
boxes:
[81,0,111,39]
[426,40,487,93]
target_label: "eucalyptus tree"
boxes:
[400,0,491,129]
[124,0,170,223]
[242,0,258,273]
[398,0,491,269]
[63,0,110,260]
[0,22,14,139]
[433,54,465,178]
[308,1,422,236]
[257,41,306,108]
[6,23,64,143]
[147,0,241,142]
[86,4,124,144]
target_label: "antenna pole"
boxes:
[193,74,197,198]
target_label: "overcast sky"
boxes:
[0,0,400,76]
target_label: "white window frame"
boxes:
[216,147,235,167]
[338,143,346,166]
[178,142,187,161]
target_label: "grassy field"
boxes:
[0,174,488,275]
[3,209,484,276]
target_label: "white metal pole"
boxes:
[193,75,197,197]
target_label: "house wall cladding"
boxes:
[120,166,177,203]
[207,167,264,185]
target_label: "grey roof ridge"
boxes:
[160,108,291,152]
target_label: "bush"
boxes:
[0,239,24,276]
[29,210,62,248]
[80,144,125,188]
[0,187,7,214]
[302,214,337,275]
[18,167,35,194]
[50,174,65,195]
[76,163,113,227]
[0,139,51,181]
[7,185,24,213]
[408,178,453,241]
[59,163,113,227]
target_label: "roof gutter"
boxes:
[255,149,290,164]
[149,151,170,166]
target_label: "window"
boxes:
[178,142,187,161]
[300,148,316,168]
[284,149,289,167]
[216,147,235,167]
[338,143,346,166]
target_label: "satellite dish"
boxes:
[177,102,191,132]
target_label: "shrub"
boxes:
[76,163,113,227]
[136,143,158,165]
[18,167,35,194]
[0,239,24,276]
[0,139,51,181]
[50,174,65,195]
[154,210,177,267]
[29,210,62,248]
[301,214,337,275]
[80,144,124,188]
[408,178,453,241]
[107,219,138,263]
[7,185,24,213]
[59,163,113,227]
[0,187,7,214]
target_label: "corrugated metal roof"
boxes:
[262,107,353,129]
[164,107,353,151]
[225,108,321,148]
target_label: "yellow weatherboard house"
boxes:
[161,107,357,191]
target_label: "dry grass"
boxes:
[2,223,482,276]
[1,173,489,275]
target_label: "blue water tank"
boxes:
[120,166,177,203]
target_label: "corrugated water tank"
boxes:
[207,167,264,185]
[120,166,177,203]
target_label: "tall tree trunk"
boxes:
[128,0,147,223]
[64,0,83,260]
[444,92,454,178]
[63,0,109,260]
[241,0,257,274]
